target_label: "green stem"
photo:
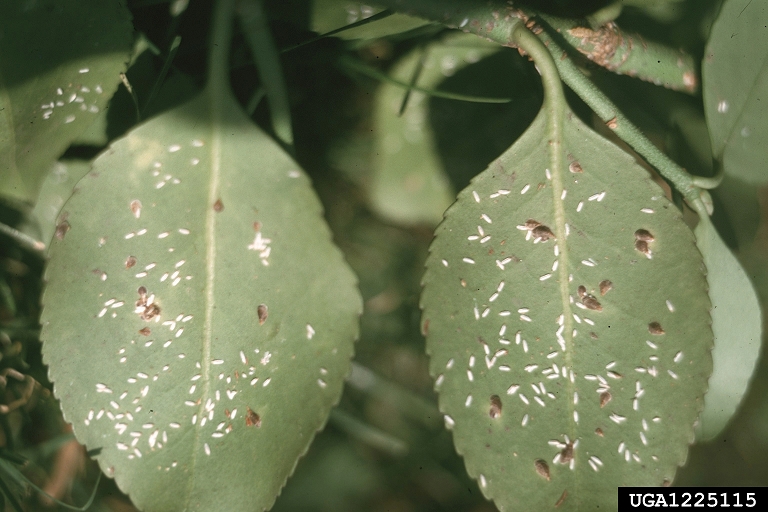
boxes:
[533,26,700,206]
[537,12,698,94]
[398,44,427,116]
[142,35,182,116]
[347,363,440,428]
[329,409,408,456]
[207,0,236,97]
[691,167,724,190]
[371,0,703,208]
[0,222,45,253]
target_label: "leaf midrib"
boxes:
[183,88,222,509]
[545,104,579,504]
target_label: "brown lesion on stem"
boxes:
[568,22,628,71]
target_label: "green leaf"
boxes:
[238,0,294,147]
[40,90,361,511]
[369,33,501,226]
[306,0,428,42]
[693,217,762,441]
[0,0,133,204]
[21,159,91,252]
[703,0,768,184]
[421,110,712,510]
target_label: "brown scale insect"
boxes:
[525,219,540,229]
[569,161,583,173]
[635,239,651,258]
[582,295,603,311]
[600,391,612,408]
[578,285,602,310]
[142,303,161,321]
[595,428,604,437]
[532,224,556,241]
[257,304,268,325]
[54,220,70,240]
[599,280,612,295]
[213,198,224,212]
[634,229,654,242]
[130,200,142,218]
[489,395,502,419]
[534,459,551,481]
[590,332,599,339]
[138,327,151,336]
[648,322,665,335]
[245,407,261,427]
[634,229,654,258]
[559,441,574,465]
[555,490,568,508]
[136,286,161,321]
[125,256,137,269]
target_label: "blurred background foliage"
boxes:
[1,0,767,509]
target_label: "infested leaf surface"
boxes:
[0,0,132,204]
[421,110,712,510]
[40,91,361,512]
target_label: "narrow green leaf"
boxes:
[0,0,133,204]
[238,0,294,147]
[40,91,361,511]
[694,217,761,441]
[368,33,501,226]
[703,0,768,184]
[305,0,428,42]
[421,110,712,510]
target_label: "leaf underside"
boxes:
[41,91,361,512]
[694,218,762,441]
[703,0,768,184]
[421,110,713,511]
[0,0,132,204]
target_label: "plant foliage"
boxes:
[40,88,361,510]
[0,0,765,510]
[422,108,712,510]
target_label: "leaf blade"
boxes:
[703,0,768,184]
[0,0,132,204]
[694,217,762,441]
[421,110,712,510]
[41,91,361,511]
